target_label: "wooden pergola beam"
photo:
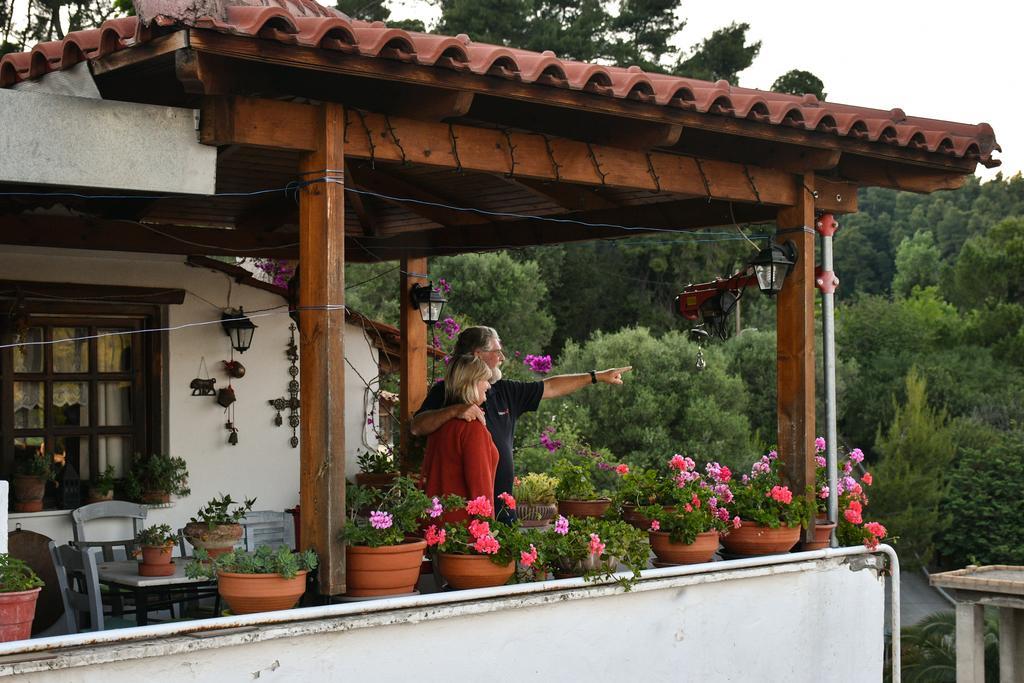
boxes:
[200,96,858,214]
[776,173,817,543]
[298,102,347,596]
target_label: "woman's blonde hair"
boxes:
[444,354,492,406]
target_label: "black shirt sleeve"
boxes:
[501,380,544,418]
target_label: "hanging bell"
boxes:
[217,386,236,408]
[223,360,246,379]
[228,428,239,446]
[274,411,283,427]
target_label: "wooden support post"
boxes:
[956,602,986,682]
[399,257,429,473]
[298,102,346,596]
[776,173,816,539]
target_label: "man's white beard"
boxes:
[490,365,503,383]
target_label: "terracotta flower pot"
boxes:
[437,553,514,590]
[184,522,244,559]
[0,588,42,642]
[140,544,174,566]
[217,570,308,614]
[354,472,399,489]
[141,490,170,505]
[346,538,427,597]
[557,498,611,519]
[801,519,837,551]
[720,521,801,556]
[12,475,46,512]
[85,488,114,505]
[516,503,558,527]
[649,530,720,565]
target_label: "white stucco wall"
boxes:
[0,552,888,682]
[3,246,379,546]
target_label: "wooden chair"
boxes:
[70,500,148,561]
[240,511,296,551]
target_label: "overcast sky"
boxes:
[388,0,1017,182]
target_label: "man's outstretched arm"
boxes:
[542,366,632,400]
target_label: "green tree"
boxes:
[940,427,1024,567]
[557,326,754,471]
[770,69,825,99]
[891,230,942,297]
[871,368,953,569]
[673,22,760,82]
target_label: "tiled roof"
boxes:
[0,0,999,167]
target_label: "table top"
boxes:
[930,564,1024,596]
[96,560,214,588]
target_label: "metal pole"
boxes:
[816,214,841,541]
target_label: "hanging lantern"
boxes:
[750,241,798,296]
[410,282,447,325]
[221,307,257,354]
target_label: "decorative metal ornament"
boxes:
[225,420,239,445]
[223,360,246,379]
[216,385,236,408]
[190,357,217,396]
[268,323,300,448]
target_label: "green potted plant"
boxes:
[552,459,611,518]
[615,467,673,530]
[12,450,55,512]
[640,458,734,565]
[0,554,44,642]
[340,476,431,597]
[512,473,559,527]
[722,450,813,556]
[183,493,256,559]
[124,453,190,504]
[135,524,180,576]
[354,444,400,489]
[85,465,117,504]
[426,494,531,589]
[186,545,317,614]
[533,515,649,587]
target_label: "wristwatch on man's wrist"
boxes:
[589,370,597,384]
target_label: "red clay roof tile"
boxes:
[0,0,999,167]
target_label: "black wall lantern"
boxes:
[410,282,447,325]
[221,307,257,354]
[751,241,798,296]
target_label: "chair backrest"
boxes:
[240,511,295,552]
[71,501,148,561]
[48,542,104,633]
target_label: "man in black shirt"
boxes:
[411,326,631,521]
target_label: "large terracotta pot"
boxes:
[557,498,611,519]
[0,588,41,642]
[801,518,836,551]
[217,571,308,614]
[720,521,801,556]
[141,490,170,505]
[184,522,244,559]
[437,553,514,589]
[649,530,719,565]
[12,475,45,512]
[516,503,558,527]
[346,538,427,597]
[84,488,114,505]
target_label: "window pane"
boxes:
[13,382,44,428]
[12,327,44,372]
[53,382,89,426]
[13,437,46,461]
[98,330,132,372]
[54,435,89,479]
[97,382,132,426]
[53,327,89,373]
[98,435,131,479]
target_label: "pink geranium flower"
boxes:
[732,516,742,529]
[468,519,491,540]
[427,497,443,518]
[466,496,493,517]
[520,544,538,567]
[615,463,629,475]
[554,515,569,535]
[588,533,605,557]
[473,535,500,554]
[649,520,661,532]
[369,511,393,530]
[498,492,517,510]
[768,486,793,504]
[815,437,826,452]
[862,472,873,486]
[425,525,446,547]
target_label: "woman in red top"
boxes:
[421,355,499,524]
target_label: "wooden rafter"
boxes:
[200,96,858,214]
[511,177,621,211]
[344,163,379,236]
